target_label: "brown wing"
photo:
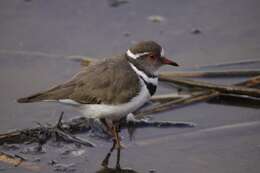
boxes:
[17,56,140,105]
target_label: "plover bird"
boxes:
[17,41,179,168]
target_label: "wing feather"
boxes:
[17,56,140,105]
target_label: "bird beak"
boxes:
[161,57,179,66]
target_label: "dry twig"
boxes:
[160,69,260,78]
[0,152,44,172]
[159,74,260,98]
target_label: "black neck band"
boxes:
[140,76,157,96]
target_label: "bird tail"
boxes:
[17,81,75,103]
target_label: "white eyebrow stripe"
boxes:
[126,49,150,59]
[161,48,165,56]
[128,62,158,85]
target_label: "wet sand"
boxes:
[0,0,260,173]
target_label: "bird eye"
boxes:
[149,55,155,59]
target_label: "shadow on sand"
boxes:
[96,167,139,173]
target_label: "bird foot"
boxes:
[101,157,109,168]
[115,164,121,170]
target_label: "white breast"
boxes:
[78,79,150,120]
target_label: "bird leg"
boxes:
[100,118,114,137]
[101,139,116,167]
[113,123,121,169]
[100,119,122,169]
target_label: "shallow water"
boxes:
[0,0,260,173]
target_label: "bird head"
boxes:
[126,41,179,75]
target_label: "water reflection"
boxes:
[96,167,139,173]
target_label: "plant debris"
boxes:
[0,152,44,171]
[52,163,76,172]
[147,15,166,23]
[191,28,202,34]
[108,0,129,7]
